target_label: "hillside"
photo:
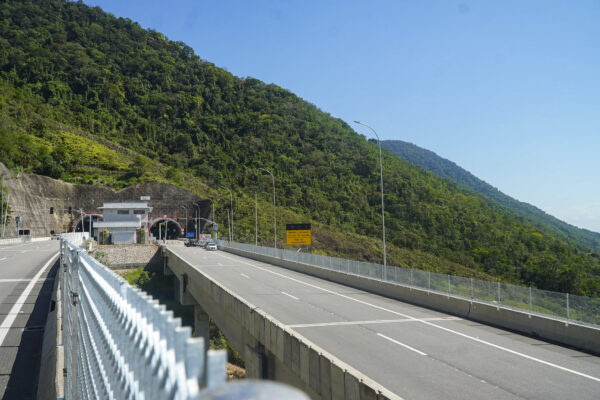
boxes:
[380,140,600,252]
[0,0,599,296]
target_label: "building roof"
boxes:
[94,221,142,229]
[99,202,152,210]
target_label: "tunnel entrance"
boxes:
[72,214,102,239]
[150,219,183,240]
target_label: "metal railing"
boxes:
[218,240,600,326]
[61,234,225,399]
[59,234,308,400]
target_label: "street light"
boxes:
[254,190,258,246]
[258,168,276,249]
[193,203,201,239]
[220,186,233,242]
[180,205,188,236]
[354,120,387,278]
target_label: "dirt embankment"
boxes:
[1,162,202,237]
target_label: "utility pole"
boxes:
[220,186,233,241]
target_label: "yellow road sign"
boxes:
[286,223,311,245]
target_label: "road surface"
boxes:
[0,240,59,399]
[169,245,600,400]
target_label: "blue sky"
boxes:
[84,0,600,233]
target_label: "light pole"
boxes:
[180,205,188,236]
[220,186,233,242]
[354,120,387,278]
[193,203,201,239]
[254,190,258,246]
[258,168,276,249]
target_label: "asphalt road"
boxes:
[169,245,600,400]
[0,240,59,400]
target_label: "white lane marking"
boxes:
[281,291,299,300]
[240,273,250,279]
[289,316,459,328]
[0,257,6,261]
[215,252,600,383]
[0,253,59,346]
[217,263,223,266]
[377,333,428,356]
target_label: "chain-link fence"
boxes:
[219,240,600,326]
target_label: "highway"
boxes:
[169,245,600,400]
[0,240,59,399]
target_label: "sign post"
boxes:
[286,223,311,246]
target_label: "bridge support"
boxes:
[194,304,210,347]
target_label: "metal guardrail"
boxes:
[218,240,600,326]
[59,233,308,400]
[61,234,226,399]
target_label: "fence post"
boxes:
[470,277,473,300]
[566,293,570,320]
[497,281,501,308]
[529,287,532,317]
[410,269,413,286]
[428,271,431,291]
[447,275,450,298]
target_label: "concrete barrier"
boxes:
[165,248,401,400]
[0,236,51,246]
[37,265,64,400]
[222,246,600,356]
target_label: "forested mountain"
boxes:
[380,140,600,252]
[1,0,598,296]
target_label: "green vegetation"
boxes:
[0,0,598,297]
[381,139,600,252]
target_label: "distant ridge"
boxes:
[381,139,600,252]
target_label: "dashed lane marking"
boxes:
[377,333,427,356]
[214,251,600,383]
[281,291,299,300]
[288,316,459,328]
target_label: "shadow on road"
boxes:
[2,260,58,400]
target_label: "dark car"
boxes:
[184,239,199,247]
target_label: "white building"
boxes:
[94,202,153,245]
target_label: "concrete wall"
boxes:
[165,248,399,400]
[222,246,600,356]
